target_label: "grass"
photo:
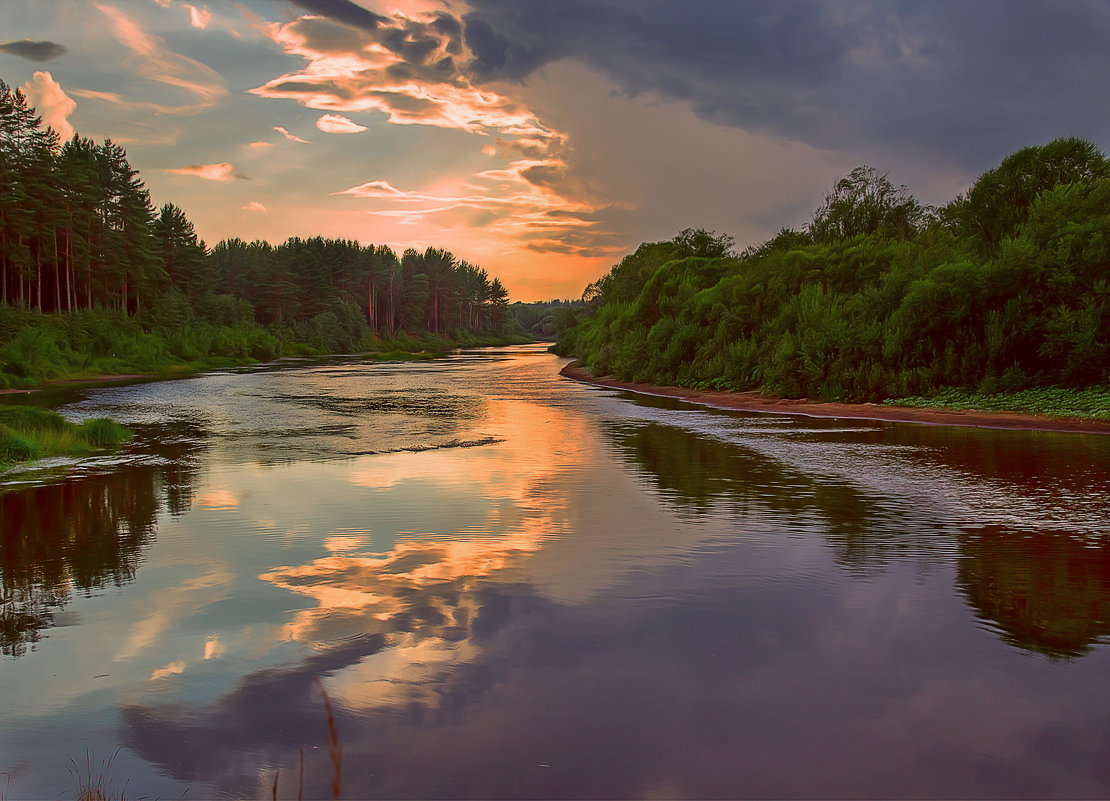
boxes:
[269,680,342,800]
[885,386,1110,420]
[0,405,132,466]
[69,750,129,801]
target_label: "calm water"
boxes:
[2,344,1110,798]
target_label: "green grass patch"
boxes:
[0,405,132,465]
[0,424,40,462]
[0,306,535,390]
[885,386,1110,420]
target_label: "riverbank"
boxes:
[0,406,131,465]
[0,336,534,395]
[559,363,1110,434]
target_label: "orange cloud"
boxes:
[166,162,248,180]
[245,9,629,265]
[150,660,186,681]
[316,113,368,134]
[203,637,225,660]
[250,14,557,140]
[22,71,76,140]
[196,487,238,509]
[248,140,274,149]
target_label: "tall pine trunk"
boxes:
[53,229,61,313]
[65,225,72,312]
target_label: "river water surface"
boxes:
[2,345,1110,798]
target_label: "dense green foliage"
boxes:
[887,387,1110,421]
[557,139,1110,404]
[0,79,518,386]
[0,304,527,389]
[0,404,131,465]
[506,299,584,339]
[0,304,281,387]
[207,237,509,338]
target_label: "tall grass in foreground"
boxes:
[270,680,342,800]
[0,406,131,465]
[69,750,129,801]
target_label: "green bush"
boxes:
[0,424,39,462]
[77,417,131,447]
[556,147,1110,408]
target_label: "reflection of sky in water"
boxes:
[2,345,1110,798]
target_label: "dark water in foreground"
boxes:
[2,345,1110,798]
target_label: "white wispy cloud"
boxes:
[316,113,368,134]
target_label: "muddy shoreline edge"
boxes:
[559,362,1110,435]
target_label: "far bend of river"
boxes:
[3,344,1110,799]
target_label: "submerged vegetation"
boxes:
[556,138,1110,410]
[0,404,130,465]
[0,80,526,389]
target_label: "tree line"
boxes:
[0,80,510,339]
[556,137,1110,401]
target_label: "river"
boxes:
[2,344,1110,798]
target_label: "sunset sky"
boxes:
[3,0,1109,300]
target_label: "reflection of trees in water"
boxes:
[0,430,202,657]
[957,527,1110,660]
[605,421,898,575]
[605,418,1110,659]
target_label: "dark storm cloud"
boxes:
[287,0,386,31]
[460,0,1110,169]
[380,26,443,64]
[0,39,67,62]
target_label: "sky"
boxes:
[2,0,1109,301]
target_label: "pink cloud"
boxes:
[69,86,212,118]
[95,3,226,107]
[274,125,310,144]
[242,201,268,211]
[315,113,368,134]
[22,71,76,140]
[166,162,247,181]
[248,140,274,149]
[185,4,212,29]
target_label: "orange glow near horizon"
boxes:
[229,8,628,301]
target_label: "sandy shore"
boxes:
[559,363,1110,435]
